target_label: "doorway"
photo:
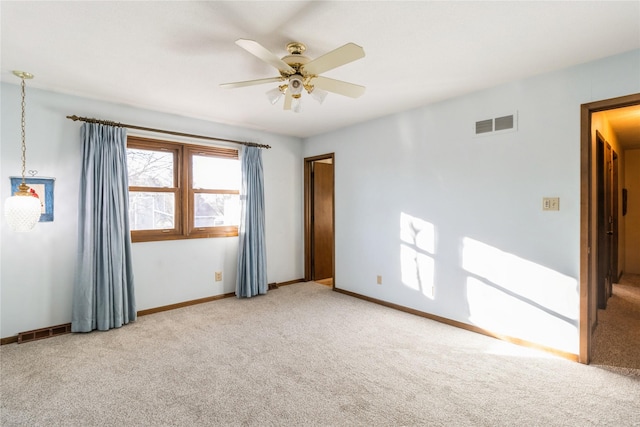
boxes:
[580,93,640,364]
[304,154,335,286]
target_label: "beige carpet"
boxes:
[591,273,640,373]
[1,282,639,426]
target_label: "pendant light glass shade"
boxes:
[5,187,42,232]
[4,71,41,232]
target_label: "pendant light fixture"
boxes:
[4,71,41,232]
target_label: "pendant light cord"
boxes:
[19,77,27,185]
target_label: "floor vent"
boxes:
[475,112,517,136]
[268,282,279,290]
[18,323,72,344]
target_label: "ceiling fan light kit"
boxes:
[266,86,284,105]
[221,39,365,112]
[309,87,328,104]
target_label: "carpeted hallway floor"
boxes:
[591,273,640,373]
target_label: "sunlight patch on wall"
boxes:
[462,237,579,354]
[400,213,435,299]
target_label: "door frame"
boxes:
[304,153,335,285]
[579,93,640,364]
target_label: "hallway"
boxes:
[591,273,640,374]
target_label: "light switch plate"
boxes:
[543,197,560,211]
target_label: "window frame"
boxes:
[127,136,239,243]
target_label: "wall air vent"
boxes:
[474,112,518,136]
[475,119,493,134]
[495,114,514,131]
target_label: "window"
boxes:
[127,136,240,242]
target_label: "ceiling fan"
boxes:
[220,39,365,112]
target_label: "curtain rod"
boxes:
[66,115,271,149]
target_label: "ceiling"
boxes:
[600,105,640,150]
[1,1,639,143]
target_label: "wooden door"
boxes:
[596,133,616,309]
[612,151,619,283]
[312,161,334,280]
[596,134,607,309]
[604,143,616,300]
[605,143,618,299]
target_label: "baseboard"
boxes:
[137,292,236,316]
[0,336,18,345]
[333,287,580,362]
[275,278,305,287]
[134,279,306,316]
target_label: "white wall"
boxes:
[303,49,640,355]
[1,85,303,338]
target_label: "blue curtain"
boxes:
[236,146,268,298]
[71,123,136,332]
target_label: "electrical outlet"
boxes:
[543,197,559,211]
[215,272,222,282]
[377,275,382,285]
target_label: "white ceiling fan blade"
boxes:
[220,77,283,89]
[312,76,365,98]
[283,89,293,110]
[301,43,365,75]
[235,39,295,74]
